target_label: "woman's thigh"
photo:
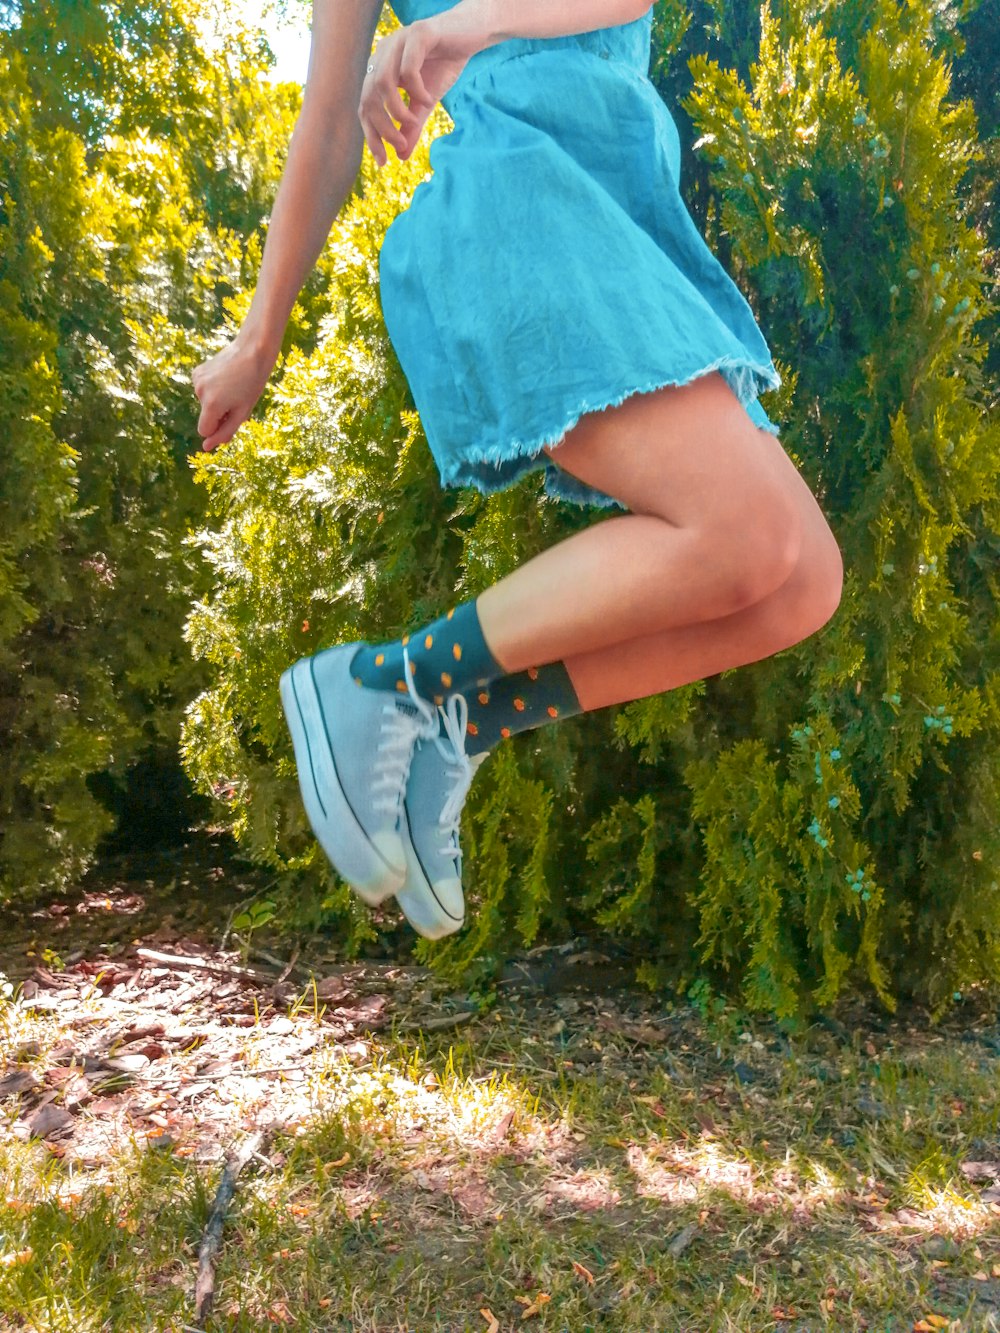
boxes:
[544,372,827,567]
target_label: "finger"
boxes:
[202,422,232,452]
[357,105,384,166]
[384,82,416,131]
[204,407,250,452]
[399,37,432,106]
[370,104,408,159]
[197,401,226,438]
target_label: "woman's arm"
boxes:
[193,0,383,450]
[239,0,384,364]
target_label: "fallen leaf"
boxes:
[480,1309,499,1333]
[520,1290,552,1322]
[517,1292,551,1319]
[0,1070,40,1099]
[667,1222,697,1257]
[571,1260,595,1285]
[314,976,350,1000]
[959,1161,1000,1181]
[493,1109,515,1143]
[325,1151,350,1171]
[0,1249,33,1268]
[27,1103,74,1139]
[972,1271,989,1281]
[735,1273,762,1297]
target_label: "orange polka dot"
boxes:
[424,634,433,649]
[467,722,479,736]
[478,692,490,705]
[434,695,444,706]
[547,706,559,718]
[527,666,539,681]
[375,653,384,667]
[401,633,409,646]
[500,727,511,739]
[513,698,525,711]
[441,672,452,688]
[396,680,408,693]
[452,643,462,661]
[446,608,455,620]
[408,660,416,674]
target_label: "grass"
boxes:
[2,945,1000,1332]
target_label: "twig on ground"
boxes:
[396,1010,477,1034]
[135,947,283,987]
[216,901,241,954]
[193,1119,283,1322]
[251,945,307,983]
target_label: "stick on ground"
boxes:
[193,1120,281,1322]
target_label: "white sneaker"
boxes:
[395,694,488,939]
[279,642,438,905]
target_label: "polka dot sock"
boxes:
[351,599,503,705]
[458,661,582,756]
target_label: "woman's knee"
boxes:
[805,525,845,628]
[775,521,845,638]
[702,485,806,615]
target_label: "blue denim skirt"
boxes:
[378,2,782,508]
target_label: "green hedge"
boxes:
[180,0,1000,1021]
[0,0,307,898]
[5,0,999,1025]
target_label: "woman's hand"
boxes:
[191,335,276,453]
[359,10,489,167]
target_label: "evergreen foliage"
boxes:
[181,0,1000,1020]
[0,1,306,898]
[5,0,998,1023]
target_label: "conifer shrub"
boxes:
[0,1,304,899]
[176,0,997,1020]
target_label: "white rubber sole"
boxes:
[393,807,465,940]
[279,656,405,905]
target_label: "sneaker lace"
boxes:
[433,693,476,862]
[370,644,439,819]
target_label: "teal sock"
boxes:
[352,599,502,704]
[456,661,582,756]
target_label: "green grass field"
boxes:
[2,921,999,1332]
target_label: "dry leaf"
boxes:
[735,1274,762,1297]
[0,1249,33,1268]
[480,1309,499,1333]
[518,1292,551,1319]
[571,1260,595,1285]
[28,1103,74,1139]
[325,1151,350,1170]
[959,1161,1000,1181]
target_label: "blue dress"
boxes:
[377,1,783,509]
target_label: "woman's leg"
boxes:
[475,371,836,674]
[458,424,842,751]
[562,498,842,710]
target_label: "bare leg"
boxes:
[563,507,842,711]
[475,372,836,674]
